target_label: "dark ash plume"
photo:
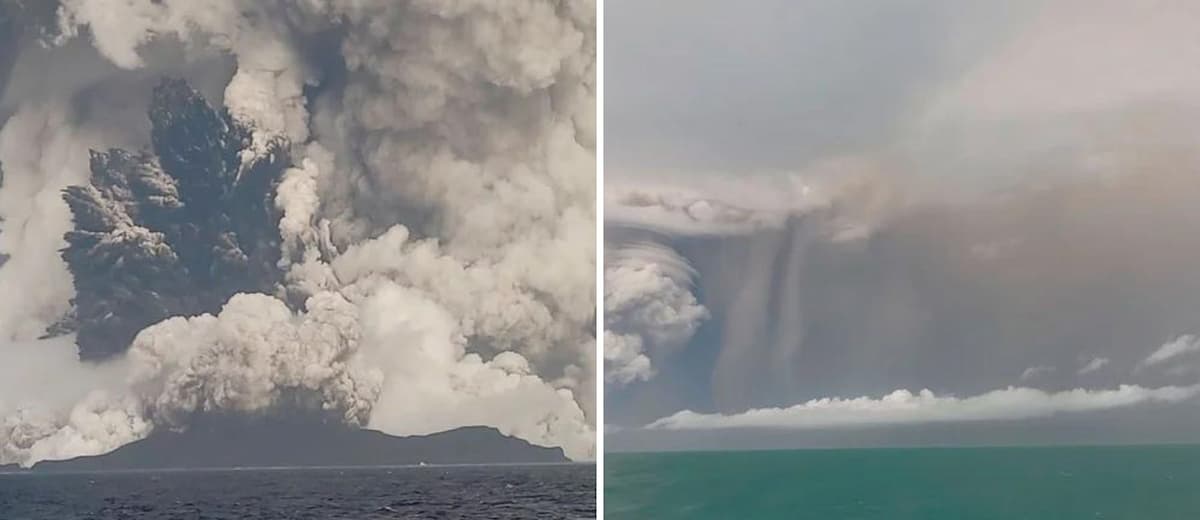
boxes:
[61,79,287,361]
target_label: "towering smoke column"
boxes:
[0,0,595,466]
[61,79,287,360]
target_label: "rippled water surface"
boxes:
[0,464,595,519]
[607,445,1200,519]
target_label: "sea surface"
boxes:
[606,444,1200,519]
[0,463,595,519]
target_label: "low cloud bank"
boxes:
[648,384,1200,430]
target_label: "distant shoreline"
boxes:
[3,415,573,472]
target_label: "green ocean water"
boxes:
[605,445,1200,519]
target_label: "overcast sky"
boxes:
[606,0,1042,177]
[605,0,1200,451]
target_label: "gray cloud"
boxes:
[1142,336,1200,369]
[1078,358,1109,376]
[609,168,1200,427]
[1020,366,1055,382]
[606,1,1200,443]
[605,0,1037,176]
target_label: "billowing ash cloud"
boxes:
[61,79,287,360]
[604,242,708,386]
[603,172,888,405]
[607,168,1200,427]
[0,0,595,466]
[648,384,1200,431]
[607,1,1200,448]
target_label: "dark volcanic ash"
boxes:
[61,79,287,361]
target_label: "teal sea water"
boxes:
[606,445,1200,519]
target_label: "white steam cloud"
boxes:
[1019,365,1055,382]
[648,384,1200,431]
[605,174,839,237]
[1078,357,1110,376]
[1,0,595,466]
[0,102,98,339]
[1141,335,1200,369]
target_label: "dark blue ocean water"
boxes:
[0,463,595,519]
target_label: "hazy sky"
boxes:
[605,0,1200,451]
[606,0,1041,177]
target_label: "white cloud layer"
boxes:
[1142,335,1200,368]
[648,384,1200,430]
[1078,357,1110,375]
[1019,365,1055,381]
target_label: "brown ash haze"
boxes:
[604,0,1200,450]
